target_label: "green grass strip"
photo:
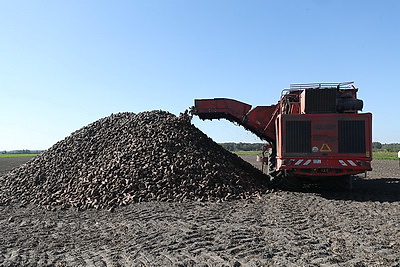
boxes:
[372,151,398,160]
[0,154,38,158]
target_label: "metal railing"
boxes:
[290,81,354,90]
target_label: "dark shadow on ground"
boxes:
[310,177,400,203]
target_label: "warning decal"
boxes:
[320,143,332,152]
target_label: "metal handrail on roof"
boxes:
[289,81,354,90]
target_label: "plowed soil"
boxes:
[1,156,400,266]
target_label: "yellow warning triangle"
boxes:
[320,143,332,152]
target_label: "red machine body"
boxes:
[193,82,372,181]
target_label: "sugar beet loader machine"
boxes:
[192,82,372,190]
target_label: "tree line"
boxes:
[372,142,400,152]
[1,150,44,154]
[218,143,264,151]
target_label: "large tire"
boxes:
[267,146,303,191]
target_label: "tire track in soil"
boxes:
[263,192,338,266]
[1,195,400,266]
[112,201,275,266]
[120,202,235,266]
[263,191,400,266]
[1,159,400,266]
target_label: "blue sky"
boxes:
[1,0,399,150]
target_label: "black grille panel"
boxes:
[339,120,365,153]
[303,88,337,113]
[286,121,311,153]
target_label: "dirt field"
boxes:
[1,156,400,266]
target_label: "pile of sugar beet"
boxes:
[0,110,269,210]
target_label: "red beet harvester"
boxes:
[192,82,372,189]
